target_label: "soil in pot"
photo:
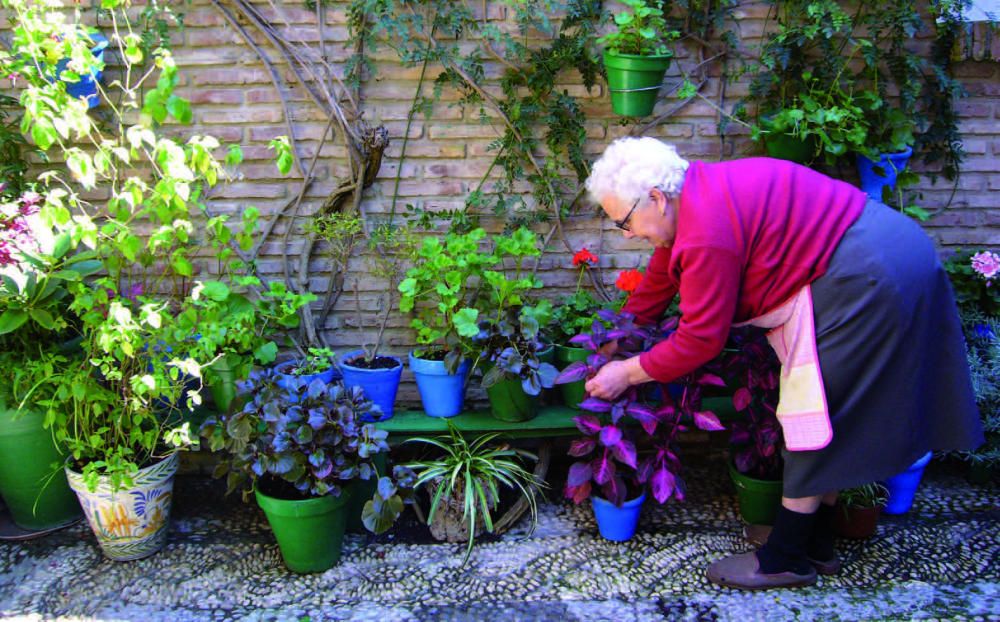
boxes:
[345,355,401,370]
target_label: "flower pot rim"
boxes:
[64,450,178,481]
[254,486,352,517]
[591,491,647,509]
[338,349,403,371]
[602,50,673,61]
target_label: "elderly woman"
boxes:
[584,137,983,590]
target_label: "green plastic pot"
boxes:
[204,353,248,414]
[603,51,672,117]
[0,406,80,531]
[762,130,816,165]
[728,460,783,526]
[485,368,539,422]
[556,345,589,409]
[347,453,387,533]
[255,486,352,573]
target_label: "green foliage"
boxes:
[944,250,1000,317]
[268,136,295,176]
[549,289,604,344]
[404,422,544,563]
[597,0,679,56]
[957,312,999,468]
[0,94,32,201]
[838,482,888,509]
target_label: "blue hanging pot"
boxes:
[55,32,108,109]
[338,350,403,423]
[590,492,646,541]
[856,146,913,200]
[883,451,932,515]
[409,352,470,418]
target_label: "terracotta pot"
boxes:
[832,503,882,540]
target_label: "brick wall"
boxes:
[12,1,1000,405]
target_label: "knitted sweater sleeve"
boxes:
[621,247,678,325]
[637,245,742,383]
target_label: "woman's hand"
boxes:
[585,356,652,401]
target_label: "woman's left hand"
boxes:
[585,360,635,401]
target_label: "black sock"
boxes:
[756,506,816,575]
[806,502,837,562]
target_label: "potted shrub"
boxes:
[274,347,339,392]
[852,83,917,201]
[200,369,411,572]
[397,228,493,417]
[557,311,726,541]
[338,224,412,422]
[547,248,607,409]
[0,199,98,534]
[955,310,999,483]
[469,227,557,422]
[403,421,543,562]
[598,0,680,117]
[833,482,888,539]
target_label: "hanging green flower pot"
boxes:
[255,485,352,573]
[0,407,80,532]
[204,353,249,414]
[603,51,672,117]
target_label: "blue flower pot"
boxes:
[591,492,646,541]
[883,451,932,515]
[856,146,913,200]
[338,350,403,423]
[409,352,470,418]
[55,32,108,109]
[274,359,340,403]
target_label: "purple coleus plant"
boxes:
[556,310,726,507]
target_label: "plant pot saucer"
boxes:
[0,501,81,541]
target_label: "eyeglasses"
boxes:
[614,197,641,232]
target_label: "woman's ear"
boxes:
[651,187,669,215]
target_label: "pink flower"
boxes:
[0,240,13,267]
[971,251,1000,281]
[19,192,42,216]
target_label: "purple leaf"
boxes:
[733,387,752,411]
[611,439,638,469]
[637,458,653,483]
[697,373,726,387]
[650,467,676,504]
[565,481,591,504]
[610,400,626,424]
[605,329,629,340]
[578,397,612,413]
[568,334,596,350]
[592,453,615,485]
[626,402,655,418]
[596,308,617,323]
[555,362,590,384]
[598,425,623,448]
[602,476,626,507]
[568,438,596,457]
[692,410,725,431]
[586,353,608,368]
[567,461,592,486]
[574,414,603,434]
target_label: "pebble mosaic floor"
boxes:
[1,450,997,622]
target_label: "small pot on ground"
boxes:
[833,503,883,540]
[591,492,646,541]
[0,407,80,532]
[555,344,589,408]
[883,451,932,515]
[273,359,340,388]
[409,351,470,418]
[66,452,179,561]
[338,350,403,423]
[255,479,352,573]
[728,460,783,526]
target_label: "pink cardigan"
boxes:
[624,158,866,382]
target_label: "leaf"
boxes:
[697,373,726,387]
[554,362,589,384]
[592,453,615,485]
[650,467,676,504]
[693,410,725,432]
[568,438,596,457]
[598,425,623,448]
[573,414,602,435]
[578,397,612,413]
[166,95,193,124]
[566,461,592,486]
[611,439,638,469]
[453,307,480,338]
[28,308,55,329]
[0,310,29,335]
[201,281,230,301]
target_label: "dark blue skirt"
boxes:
[781,200,984,497]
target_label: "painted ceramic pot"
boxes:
[66,452,179,561]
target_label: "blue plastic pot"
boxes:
[338,350,403,423]
[883,451,932,515]
[409,352,470,418]
[856,146,913,200]
[274,359,340,404]
[591,492,646,541]
[55,32,108,108]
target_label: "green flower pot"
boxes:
[603,51,672,117]
[255,486,352,573]
[0,407,80,531]
[556,345,590,409]
[485,369,539,422]
[204,353,249,414]
[762,130,816,165]
[728,460,782,526]
[347,453,386,533]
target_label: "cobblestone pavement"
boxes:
[1,451,997,622]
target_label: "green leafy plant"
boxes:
[597,0,679,56]
[291,347,337,376]
[838,482,888,509]
[403,422,544,563]
[0,94,32,202]
[958,312,999,469]
[548,248,606,345]
[944,250,1000,317]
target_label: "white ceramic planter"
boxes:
[66,452,179,561]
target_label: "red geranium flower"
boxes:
[572,247,598,267]
[615,269,643,293]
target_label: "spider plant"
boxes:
[404,421,545,563]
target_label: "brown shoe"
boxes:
[706,552,817,590]
[742,524,842,575]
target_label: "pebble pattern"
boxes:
[1,450,997,621]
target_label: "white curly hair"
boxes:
[585,137,690,207]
